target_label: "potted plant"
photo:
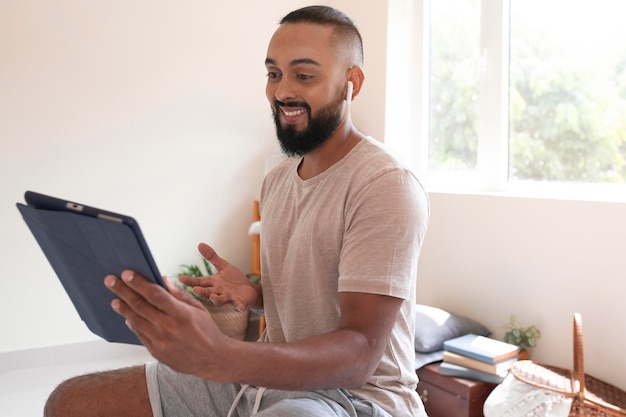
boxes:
[503,315,541,360]
[178,259,251,341]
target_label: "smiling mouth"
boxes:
[280,107,306,117]
[274,100,311,126]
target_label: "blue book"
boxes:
[439,361,506,384]
[443,333,519,364]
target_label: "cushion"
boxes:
[414,304,491,353]
[415,350,445,369]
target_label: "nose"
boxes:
[272,78,297,103]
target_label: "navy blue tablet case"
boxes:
[17,191,164,345]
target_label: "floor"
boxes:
[0,340,154,417]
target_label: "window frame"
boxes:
[385,0,626,202]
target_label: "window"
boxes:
[386,0,626,198]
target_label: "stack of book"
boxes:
[440,333,520,384]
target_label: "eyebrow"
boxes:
[265,57,322,67]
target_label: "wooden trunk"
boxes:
[417,362,498,417]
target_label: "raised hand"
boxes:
[177,243,261,312]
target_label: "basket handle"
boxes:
[573,312,585,396]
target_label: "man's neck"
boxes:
[297,124,364,180]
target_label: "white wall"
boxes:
[417,192,626,389]
[0,0,387,351]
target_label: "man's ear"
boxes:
[346,66,365,100]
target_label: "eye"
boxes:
[297,74,313,81]
[266,71,281,81]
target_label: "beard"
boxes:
[272,94,343,157]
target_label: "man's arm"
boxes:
[106,270,401,390]
[226,291,402,390]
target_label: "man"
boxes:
[44,6,429,417]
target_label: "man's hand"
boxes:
[104,270,231,379]
[178,243,261,312]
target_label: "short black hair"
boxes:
[280,5,364,67]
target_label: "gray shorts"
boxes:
[145,362,392,417]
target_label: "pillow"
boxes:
[415,350,445,370]
[414,304,491,353]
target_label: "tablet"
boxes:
[17,191,164,345]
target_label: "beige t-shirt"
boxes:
[259,137,429,416]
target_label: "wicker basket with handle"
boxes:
[510,313,626,416]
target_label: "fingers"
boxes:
[163,275,202,307]
[107,270,163,306]
[184,280,236,309]
[177,275,218,302]
[177,274,214,287]
[105,272,165,345]
[176,277,246,312]
[209,293,246,312]
[105,271,183,325]
[198,243,230,272]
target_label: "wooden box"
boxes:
[417,362,498,417]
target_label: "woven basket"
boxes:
[510,313,626,417]
[202,301,250,341]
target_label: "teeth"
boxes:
[282,108,306,117]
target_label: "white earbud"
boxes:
[346,80,353,116]
[346,80,353,102]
